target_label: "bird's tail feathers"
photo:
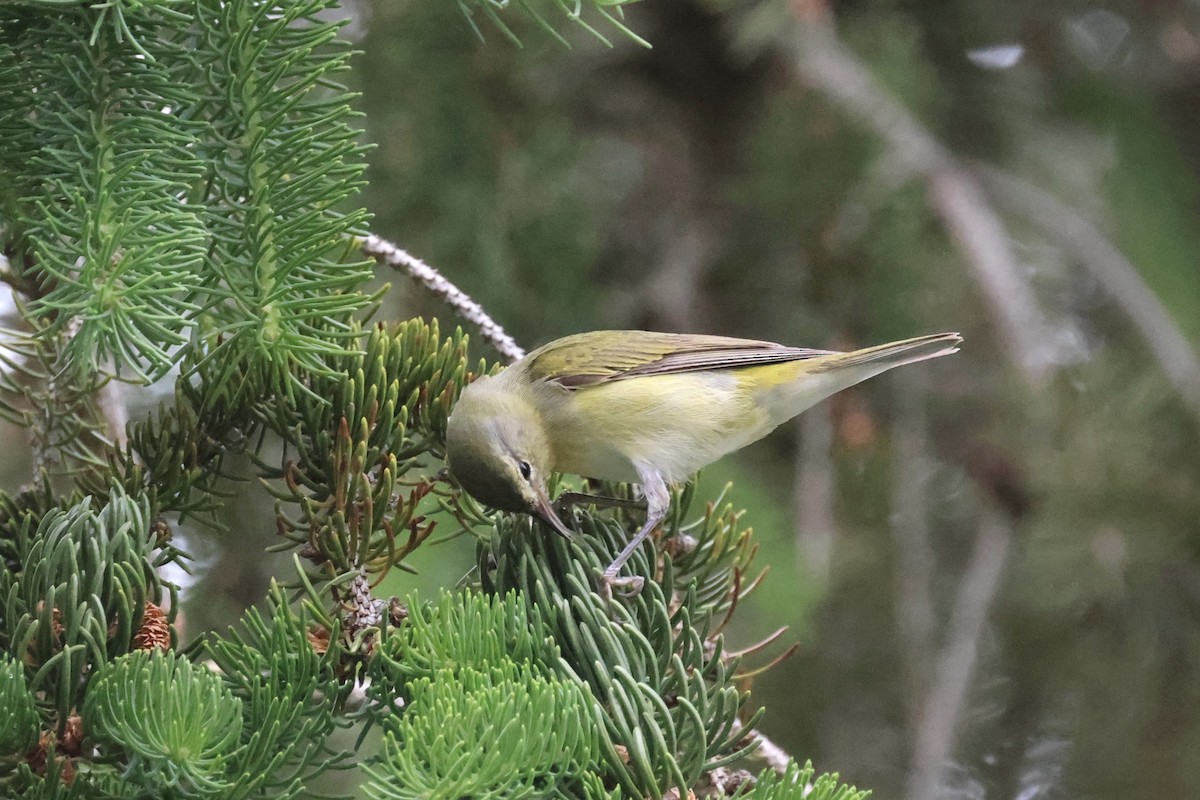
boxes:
[752,332,963,431]
[815,332,963,373]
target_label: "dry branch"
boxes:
[788,14,1056,386]
[360,234,526,364]
[974,163,1200,421]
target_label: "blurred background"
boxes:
[9,1,1198,798]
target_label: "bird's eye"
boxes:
[518,460,532,480]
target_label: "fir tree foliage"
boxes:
[366,663,600,800]
[258,320,476,579]
[742,761,869,800]
[0,0,371,476]
[202,582,349,800]
[375,589,559,684]
[83,649,243,793]
[479,488,766,796]
[367,591,596,798]
[1,487,179,721]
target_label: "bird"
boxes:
[446,329,962,593]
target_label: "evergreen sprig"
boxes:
[375,589,558,685]
[739,760,869,800]
[366,662,600,800]
[16,9,207,381]
[260,319,477,577]
[203,582,349,800]
[367,591,604,799]
[84,649,243,794]
[188,0,372,394]
[0,1,375,479]
[478,488,764,796]
[0,3,372,371]
[1,487,177,721]
[0,657,40,756]
[97,382,255,523]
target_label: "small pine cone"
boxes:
[26,715,83,783]
[132,602,170,651]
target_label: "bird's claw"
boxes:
[599,570,645,602]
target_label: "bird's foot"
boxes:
[598,568,645,602]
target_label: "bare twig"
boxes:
[359,233,526,364]
[905,509,1012,800]
[974,163,1200,420]
[733,718,792,774]
[788,14,1056,386]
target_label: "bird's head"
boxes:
[445,376,572,537]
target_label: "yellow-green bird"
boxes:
[446,329,961,591]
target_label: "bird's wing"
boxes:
[524,330,837,389]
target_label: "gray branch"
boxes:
[360,234,526,364]
[974,163,1200,420]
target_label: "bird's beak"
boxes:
[533,490,573,539]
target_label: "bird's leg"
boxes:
[600,467,669,599]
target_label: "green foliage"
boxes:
[478,484,763,796]
[10,10,206,380]
[203,582,348,800]
[365,662,600,800]
[742,760,869,800]
[98,382,257,523]
[0,0,373,477]
[260,319,477,578]
[83,649,242,793]
[1,487,177,720]
[367,590,601,798]
[189,0,373,391]
[376,589,558,685]
[0,657,40,755]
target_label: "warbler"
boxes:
[446,329,961,591]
